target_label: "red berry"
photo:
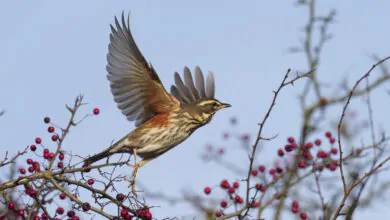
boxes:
[276,167,283,173]
[220,200,227,208]
[259,165,266,172]
[71,216,79,220]
[59,193,66,199]
[19,168,26,174]
[228,188,235,194]
[27,158,33,164]
[57,162,64,168]
[256,183,267,192]
[251,201,259,208]
[218,148,225,155]
[320,97,328,105]
[35,137,42,144]
[302,151,313,160]
[299,161,306,168]
[30,145,37,151]
[56,207,64,214]
[87,179,94,185]
[26,189,37,197]
[33,216,40,220]
[8,202,15,209]
[67,210,75,217]
[269,169,275,175]
[81,202,90,211]
[235,195,243,203]
[48,152,55,160]
[41,213,47,219]
[82,164,91,172]
[43,149,49,154]
[329,164,337,171]
[215,211,222,217]
[223,132,229,139]
[116,193,125,201]
[356,148,362,154]
[317,151,328,158]
[53,218,60,220]
[28,167,35,173]
[315,139,321,146]
[121,209,128,217]
[51,134,58,141]
[93,108,100,115]
[220,180,230,189]
[204,187,211,195]
[241,134,249,141]
[252,170,258,176]
[44,117,51,123]
[59,153,65,160]
[32,162,40,172]
[233,182,239,188]
[292,143,298,149]
[278,148,284,157]
[307,142,314,148]
[48,126,55,133]
[125,214,132,220]
[292,206,299,213]
[285,145,293,152]
[330,137,336,144]
[331,148,338,154]
[300,212,307,219]
[287,137,295,143]
[325,131,332,138]
[292,200,299,208]
[18,209,25,216]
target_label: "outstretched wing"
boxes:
[171,66,215,104]
[107,13,179,126]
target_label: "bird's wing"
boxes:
[107,13,180,126]
[170,66,215,104]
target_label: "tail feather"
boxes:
[83,136,129,165]
[83,148,114,165]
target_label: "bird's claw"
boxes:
[124,177,138,197]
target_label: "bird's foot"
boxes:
[124,177,137,197]
[124,163,141,197]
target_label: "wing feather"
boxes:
[171,66,215,104]
[106,13,179,126]
[183,67,200,100]
[206,71,215,98]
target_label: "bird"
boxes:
[84,13,230,189]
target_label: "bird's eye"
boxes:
[213,102,219,107]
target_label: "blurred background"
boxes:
[1,1,390,219]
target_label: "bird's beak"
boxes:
[221,103,231,109]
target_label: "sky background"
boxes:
[1,1,390,219]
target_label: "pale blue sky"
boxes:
[1,1,390,219]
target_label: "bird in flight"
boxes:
[84,13,230,192]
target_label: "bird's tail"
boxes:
[83,136,128,165]
[83,148,114,165]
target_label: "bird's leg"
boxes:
[128,158,153,196]
[125,148,138,167]
[133,148,138,165]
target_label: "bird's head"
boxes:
[184,99,231,125]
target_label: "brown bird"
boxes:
[84,13,230,187]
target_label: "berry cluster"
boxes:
[1,107,123,220]
[204,179,261,217]
[202,131,346,219]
